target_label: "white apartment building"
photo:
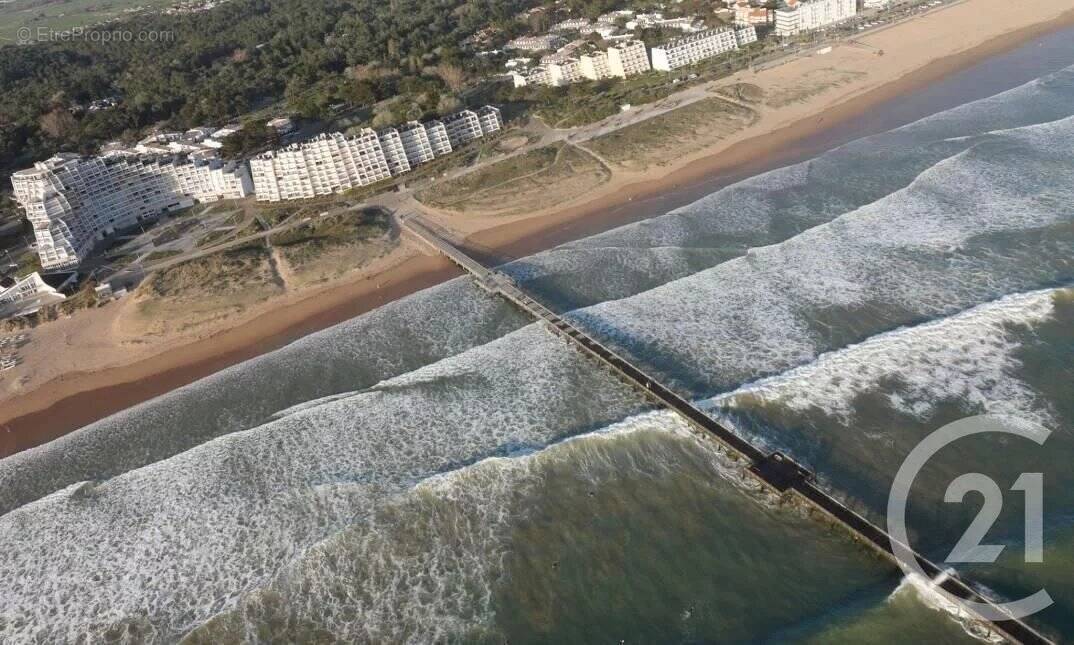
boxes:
[251,107,500,203]
[250,129,392,202]
[477,106,503,136]
[775,0,857,36]
[425,121,454,157]
[548,59,585,86]
[518,39,650,86]
[442,110,485,148]
[0,272,66,320]
[579,51,612,81]
[506,34,567,51]
[550,18,590,32]
[398,121,437,167]
[378,129,412,176]
[649,28,740,71]
[607,40,651,77]
[735,25,759,46]
[11,154,251,269]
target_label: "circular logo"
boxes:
[16,27,32,45]
[886,414,1053,621]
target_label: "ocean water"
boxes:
[3,52,1074,645]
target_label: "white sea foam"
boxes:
[717,288,1063,426]
[2,62,1074,644]
[890,573,1005,644]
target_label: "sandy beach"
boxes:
[3,0,1074,456]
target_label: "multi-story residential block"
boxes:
[607,40,651,77]
[735,25,759,46]
[250,129,392,203]
[550,18,590,32]
[506,34,567,51]
[579,22,620,38]
[442,110,485,148]
[775,0,856,36]
[11,154,251,269]
[398,121,436,167]
[548,59,585,86]
[649,28,740,71]
[579,51,612,80]
[0,272,66,320]
[476,106,503,135]
[425,120,454,157]
[378,129,412,176]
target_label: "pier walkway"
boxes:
[402,214,1054,645]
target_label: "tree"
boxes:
[38,108,78,141]
[436,94,463,115]
[436,63,467,93]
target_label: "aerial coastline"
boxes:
[3,0,1074,457]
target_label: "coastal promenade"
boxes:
[402,213,1055,645]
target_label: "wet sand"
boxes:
[3,4,1074,457]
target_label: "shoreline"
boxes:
[3,2,1074,457]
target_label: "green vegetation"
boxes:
[136,242,283,328]
[220,119,280,159]
[0,0,181,42]
[269,208,390,251]
[269,208,396,285]
[417,142,610,217]
[0,0,535,179]
[514,74,678,128]
[588,96,758,170]
[419,145,559,207]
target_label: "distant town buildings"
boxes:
[11,154,252,270]
[506,34,567,52]
[0,273,65,320]
[775,0,857,36]
[511,40,650,87]
[734,1,774,26]
[250,107,502,203]
[650,27,752,71]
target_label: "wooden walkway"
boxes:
[401,214,1054,645]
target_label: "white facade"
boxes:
[11,154,251,269]
[378,129,412,176]
[425,121,454,157]
[649,28,740,71]
[250,129,392,202]
[477,106,503,135]
[398,122,436,167]
[607,40,651,77]
[506,35,567,51]
[250,107,498,202]
[547,60,584,86]
[442,110,485,148]
[735,25,758,46]
[579,51,611,81]
[0,272,66,320]
[776,0,857,36]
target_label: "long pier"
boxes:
[402,214,1054,645]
